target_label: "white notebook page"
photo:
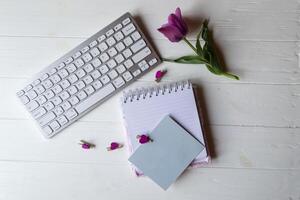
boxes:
[121,81,209,175]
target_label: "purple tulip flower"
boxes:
[158,7,188,42]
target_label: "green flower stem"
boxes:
[183,37,198,54]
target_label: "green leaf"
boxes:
[195,30,203,56]
[172,55,208,64]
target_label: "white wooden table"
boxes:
[0,0,299,199]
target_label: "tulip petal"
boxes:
[175,7,182,20]
[168,13,188,35]
[158,24,184,42]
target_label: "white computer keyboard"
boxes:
[16,12,161,138]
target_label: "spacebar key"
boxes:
[75,83,115,114]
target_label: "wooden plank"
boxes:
[0,161,299,200]
[0,37,299,83]
[0,0,297,40]
[2,78,300,127]
[0,120,299,170]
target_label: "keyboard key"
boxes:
[17,89,25,99]
[114,23,122,31]
[43,79,53,89]
[122,71,133,82]
[60,79,71,89]
[100,75,110,84]
[91,70,101,79]
[139,61,149,71]
[81,46,89,54]
[58,63,65,69]
[123,37,133,46]
[36,95,47,105]
[148,58,158,66]
[91,58,101,68]
[90,47,100,57]
[132,47,151,63]
[43,126,53,136]
[99,53,109,62]
[52,96,62,105]
[61,101,71,111]
[77,91,87,100]
[107,37,116,46]
[25,84,33,92]
[38,111,56,127]
[66,64,77,73]
[53,106,64,116]
[130,39,146,53]
[131,31,141,41]
[107,59,117,69]
[116,42,125,52]
[98,35,106,42]
[83,75,93,85]
[60,91,70,100]
[68,74,79,84]
[26,100,39,112]
[41,73,49,81]
[65,109,78,120]
[84,86,95,95]
[74,58,85,67]
[44,101,55,111]
[84,64,94,73]
[69,96,80,106]
[98,42,108,51]
[75,69,86,79]
[44,90,55,99]
[57,115,68,126]
[50,120,60,131]
[65,57,73,64]
[132,69,141,77]
[116,64,126,74]
[35,85,46,94]
[58,69,69,78]
[27,90,38,99]
[122,18,131,26]
[20,95,30,104]
[33,79,41,86]
[115,54,125,64]
[108,70,118,79]
[89,40,98,48]
[112,77,125,88]
[49,68,57,75]
[124,59,134,69]
[92,80,103,90]
[75,81,85,90]
[50,74,61,83]
[122,49,132,58]
[52,85,63,94]
[108,47,117,57]
[67,85,78,95]
[122,23,135,35]
[114,31,124,41]
[82,53,93,62]
[32,107,47,119]
[106,29,114,37]
[99,65,109,74]
[75,83,115,114]
[73,52,81,59]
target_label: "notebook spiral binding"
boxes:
[122,80,192,103]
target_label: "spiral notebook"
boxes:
[121,81,210,176]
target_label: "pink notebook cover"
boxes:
[120,81,210,176]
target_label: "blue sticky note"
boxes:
[128,115,204,190]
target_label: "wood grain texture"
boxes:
[0,0,299,199]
